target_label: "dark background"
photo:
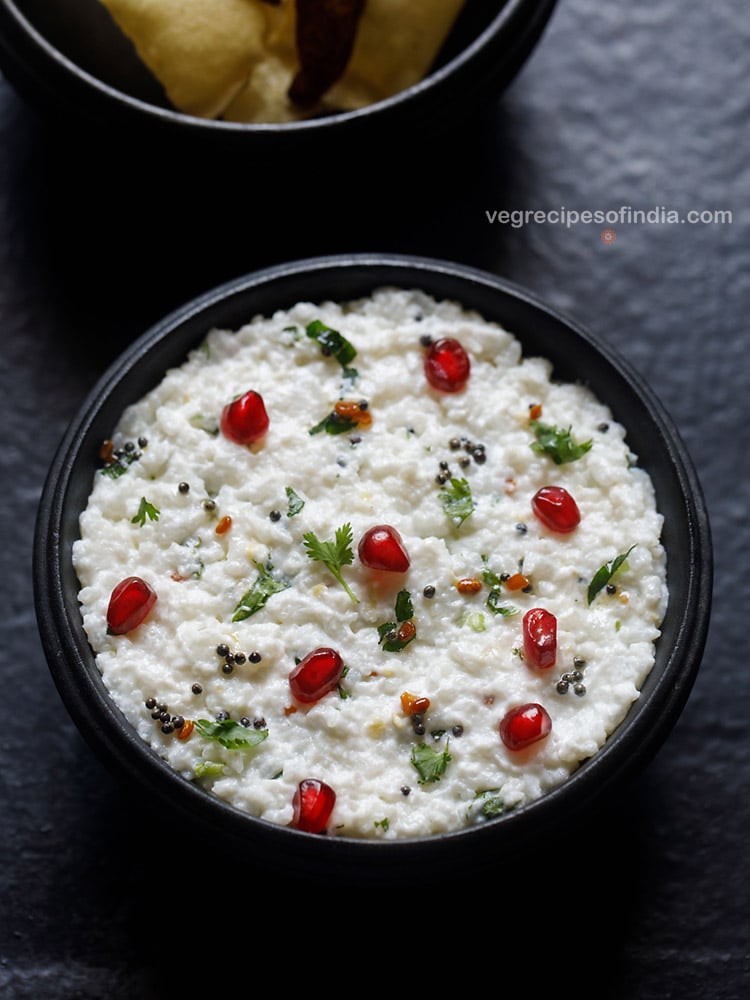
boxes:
[1,1,748,996]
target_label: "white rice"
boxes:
[73,288,667,839]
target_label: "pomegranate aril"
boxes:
[499,703,552,751]
[289,647,344,704]
[531,486,580,533]
[523,607,557,669]
[424,338,471,393]
[220,390,269,445]
[106,576,157,635]
[358,524,410,572]
[292,778,336,833]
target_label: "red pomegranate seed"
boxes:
[289,647,344,704]
[531,486,581,533]
[292,778,336,833]
[424,338,471,392]
[106,576,157,635]
[499,703,552,751]
[220,390,269,445]
[358,525,410,572]
[523,607,557,669]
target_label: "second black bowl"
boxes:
[0,0,558,155]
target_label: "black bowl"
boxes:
[34,254,711,883]
[0,0,557,153]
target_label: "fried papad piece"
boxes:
[98,0,281,119]
[98,0,467,123]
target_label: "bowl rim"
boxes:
[34,252,712,877]
[0,0,558,136]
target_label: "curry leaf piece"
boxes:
[305,318,357,372]
[308,410,357,436]
[587,545,637,605]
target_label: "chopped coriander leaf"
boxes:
[587,545,636,605]
[482,557,520,615]
[530,420,592,464]
[100,451,139,478]
[486,591,519,617]
[232,561,291,621]
[285,486,305,517]
[470,788,511,821]
[377,590,416,651]
[395,589,414,623]
[439,477,474,527]
[411,741,452,784]
[305,319,358,377]
[194,719,269,750]
[481,555,503,589]
[282,324,301,343]
[131,496,160,527]
[188,413,220,436]
[303,523,359,603]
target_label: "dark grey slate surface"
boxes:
[1,2,748,996]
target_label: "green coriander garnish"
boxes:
[394,589,414,621]
[439,477,474,527]
[285,486,305,517]
[469,788,512,821]
[411,741,452,784]
[194,719,268,750]
[131,496,160,527]
[188,413,220,436]
[303,522,359,603]
[232,561,291,621]
[530,420,592,464]
[481,555,520,617]
[100,451,139,478]
[486,591,519,617]
[587,545,636,605]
